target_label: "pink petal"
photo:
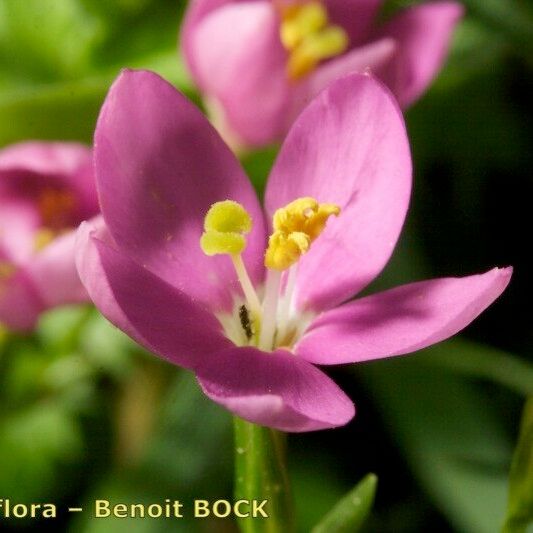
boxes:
[293,38,396,119]
[325,0,383,44]
[0,269,43,331]
[76,219,234,370]
[1,229,89,332]
[190,1,289,146]
[0,199,40,263]
[94,69,266,312]
[296,268,512,365]
[374,1,464,107]
[181,0,243,82]
[26,229,89,308]
[196,347,355,431]
[0,142,98,330]
[0,141,96,220]
[1,227,94,331]
[265,73,411,312]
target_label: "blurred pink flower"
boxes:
[0,142,98,331]
[76,69,510,432]
[181,0,463,147]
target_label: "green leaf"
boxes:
[357,347,513,533]
[381,0,533,59]
[142,371,233,492]
[424,338,533,397]
[0,0,105,82]
[459,0,533,58]
[79,311,136,379]
[38,305,93,353]
[428,19,507,93]
[0,56,193,147]
[312,474,377,533]
[0,0,192,146]
[2,343,51,402]
[74,371,233,533]
[88,0,187,70]
[0,402,82,501]
[0,77,109,145]
[502,397,533,533]
[290,459,347,532]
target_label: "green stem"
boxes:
[234,417,294,533]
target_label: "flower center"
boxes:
[34,188,77,251]
[38,188,76,230]
[0,261,16,282]
[200,198,340,351]
[276,0,349,80]
[0,259,17,297]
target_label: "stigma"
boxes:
[277,1,349,80]
[200,200,262,334]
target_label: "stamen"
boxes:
[200,200,262,321]
[278,263,298,330]
[201,198,340,352]
[231,253,262,319]
[278,1,349,80]
[287,26,349,79]
[258,269,282,351]
[264,230,310,271]
[33,228,56,251]
[200,200,252,256]
[280,1,328,50]
[265,197,340,271]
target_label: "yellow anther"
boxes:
[278,1,349,80]
[280,1,327,49]
[200,200,252,256]
[273,197,340,241]
[287,26,349,79]
[265,197,340,270]
[34,227,56,252]
[265,231,310,271]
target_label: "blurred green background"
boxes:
[0,0,532,531]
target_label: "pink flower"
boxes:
[181,0,463,147]
[0,142,98,331]
[76,69,510,432]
